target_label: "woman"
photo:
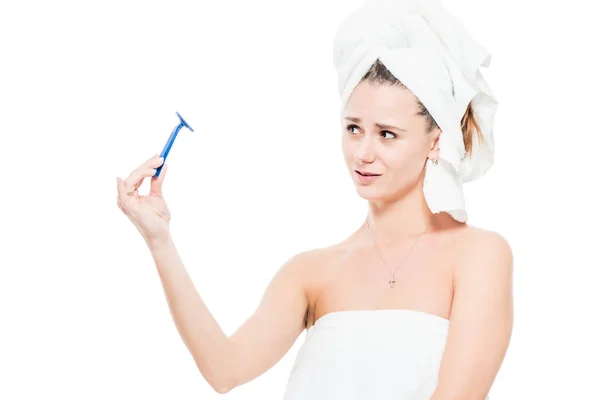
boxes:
[116,0,512,398]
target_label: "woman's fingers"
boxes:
[130,168,158,194]
[123,156,164,195]
[149,163,167,197]
[116,177,131,212]
[117,155,165,216]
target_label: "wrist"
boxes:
[146,233,172,251]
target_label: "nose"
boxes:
[354,136,376,165]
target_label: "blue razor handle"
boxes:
[154,112,194,178]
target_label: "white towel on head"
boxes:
[333,0,498,222]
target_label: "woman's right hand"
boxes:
[116,154,171,245]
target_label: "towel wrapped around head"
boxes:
[333,0,498,223]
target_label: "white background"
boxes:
[1,0,599,398]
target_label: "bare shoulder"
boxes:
[282,245,343,273]
[453,225,514,280]
[276,244,347,297]
[461,225,512,256]
[285,243,351,285]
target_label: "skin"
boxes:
[116,81,513,397]
[116,153,171,247]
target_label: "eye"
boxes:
[346,124,359,134]
[381,131,397,139]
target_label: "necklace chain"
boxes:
[365,216,435,288]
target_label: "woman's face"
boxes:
[341,81,441,201]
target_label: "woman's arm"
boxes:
[430,230,514,400]
[147,235,313,394]
[148,235,234,392]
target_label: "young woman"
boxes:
[116,1,512,398]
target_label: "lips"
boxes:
[355,170,381,176]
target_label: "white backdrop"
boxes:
[1,0,599,398]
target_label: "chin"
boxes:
[354,185,384,200]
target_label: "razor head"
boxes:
[176,111,194,132]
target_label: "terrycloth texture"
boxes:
[333,0,499,222]
[281,309,490,399]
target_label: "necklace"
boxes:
[365,215,435,288]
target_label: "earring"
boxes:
[430,158,438,165]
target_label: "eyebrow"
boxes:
[344,117,407,132]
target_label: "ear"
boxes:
[427,127,442,160]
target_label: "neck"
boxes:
[362,182,452,246]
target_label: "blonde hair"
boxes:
[361,59,483,157]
